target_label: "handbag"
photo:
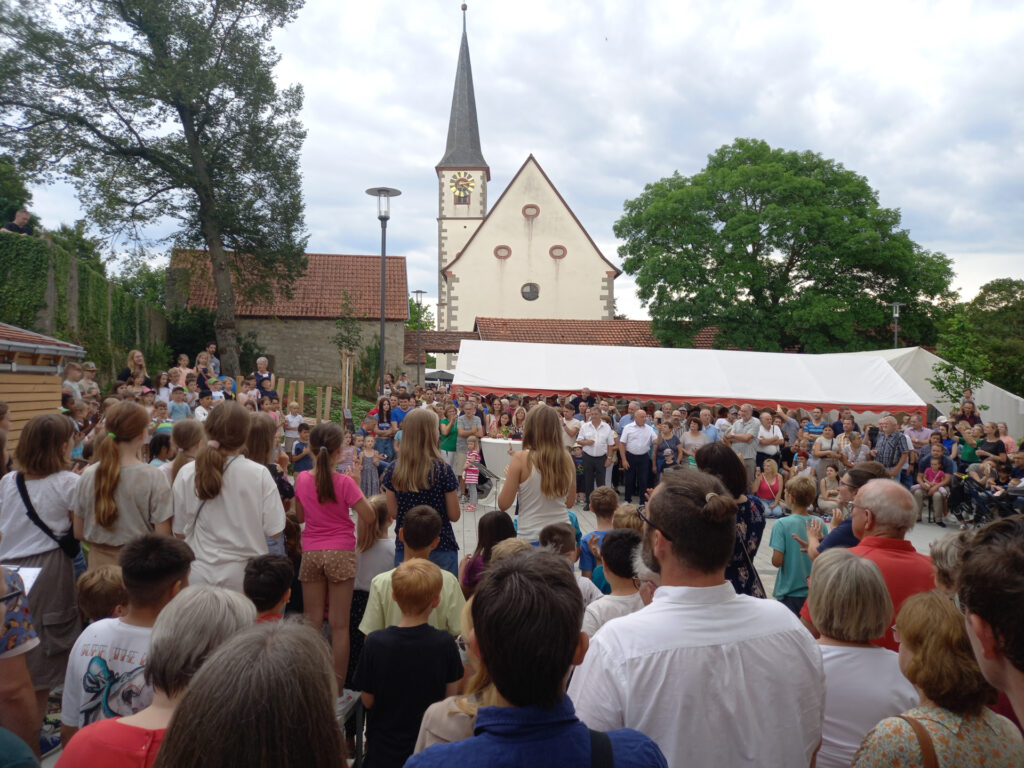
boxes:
[15,472,82,559]
[897,715,938,768]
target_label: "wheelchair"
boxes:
[951,476,1020,528]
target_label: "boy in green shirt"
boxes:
[769,474,827,615]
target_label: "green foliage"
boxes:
[302,396,375,430]
[927,311,993,408]
[48,220,106,275]
[0,156,31,224]
[354,335,381,401]
[113,249,166,306]
[0,0,309,376]
[617,138,956,352]
[406,297,435,331]
[0,233,49,327]
[0,232,168,375]
[962,278,1024,397]
[332,291,363,353]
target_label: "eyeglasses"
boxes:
[841,481,857,490]
[636,506,673,542]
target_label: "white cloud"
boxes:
[24,0,1024,313]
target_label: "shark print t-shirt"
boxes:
[61,618,154,728]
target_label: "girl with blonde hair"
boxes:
[498,404,575,542]
[381,408,461,575]
[172,401,285,592]
[74,401,173,568]
[118,349,150,387]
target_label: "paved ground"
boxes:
[456,485,950,597]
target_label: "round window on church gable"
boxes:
[549,245,567,260]
[522,204,540,219]
[521,283,539,301]
[494,245,512,260]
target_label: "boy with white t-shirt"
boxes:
[582,528,645,636]
[61,534,194,745]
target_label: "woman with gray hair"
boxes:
[58,585,255,767]
[808,549,917,768]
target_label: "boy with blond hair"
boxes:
[76,565,128,624]
[770,474,827,615]
[579,485,618,584]
[354,558,462,768]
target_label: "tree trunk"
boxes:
[205,235,241,377]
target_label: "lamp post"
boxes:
[412,289,427,386]
[366,187,401,396]
[889,301,904,349]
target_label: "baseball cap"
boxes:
[82,361,97,371]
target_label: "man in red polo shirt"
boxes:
[801,478,932,650]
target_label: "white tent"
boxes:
[453,340,927,414]
[843,347,1024,436]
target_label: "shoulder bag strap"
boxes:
[897,715,939,768]
[588,728,614,768]
[15,472,61,544]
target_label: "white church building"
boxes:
[433,11,620,366]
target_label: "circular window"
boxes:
[522,204,540,219]
[493,245,512,260]
[521,283,540,301]
[549,245,567,259]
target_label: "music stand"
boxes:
[469,460,502,511]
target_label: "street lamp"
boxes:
[889,301,904,349]
[366,186,401,396]
[412,289,427,386]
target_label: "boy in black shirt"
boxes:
[353,558,462,768]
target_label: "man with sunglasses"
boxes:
[570,469,825,768]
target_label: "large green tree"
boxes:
[964,278,1024,397]
[0,0,308,375]
[617,138,955,352]
[406,297,436,331]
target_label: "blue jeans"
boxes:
[375,437,394,462]
[394,547,459,578]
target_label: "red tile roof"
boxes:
[0,322,85,354]
[172,251,409,320]
[404,330,479,363]
[693,326,719,349]
[474,318,660,347]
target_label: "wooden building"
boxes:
[0,322,86,452]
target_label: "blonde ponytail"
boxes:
[93,401,150,529]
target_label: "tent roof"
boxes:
[453,340,926,413]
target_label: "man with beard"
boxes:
[569,469,825,768]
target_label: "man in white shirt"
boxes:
[725,403,760,487]
[577,407,615,506]
[569,469,825,768]
[618,409,657,504]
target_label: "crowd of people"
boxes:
[1,363,1023,767]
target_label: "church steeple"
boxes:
[437,5,488,175]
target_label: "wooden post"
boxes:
[298,381,305,411]
[315,386,323,423]
[278,377,287,403]
[324,386,333,423]
[288,380,296,406]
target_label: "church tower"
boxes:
[436,5,489,332]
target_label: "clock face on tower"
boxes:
[449,171,475,203]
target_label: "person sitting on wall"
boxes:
[2,209,33,236]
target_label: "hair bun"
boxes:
[703,490,737,522]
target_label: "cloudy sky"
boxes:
[30,0,1024,320]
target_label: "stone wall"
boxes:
[236,317,406,386]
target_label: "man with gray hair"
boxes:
[799,478,932,651]
[872,415,909,483]
[725,404,760,486]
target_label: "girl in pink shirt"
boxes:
[294,422,376,691]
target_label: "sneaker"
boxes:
[335,688,359,722]
[40,716,61,758]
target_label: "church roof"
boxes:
[171,251,408,321]
[443,154,621,276]
[437,9,489,173]
[474,317,659,347]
